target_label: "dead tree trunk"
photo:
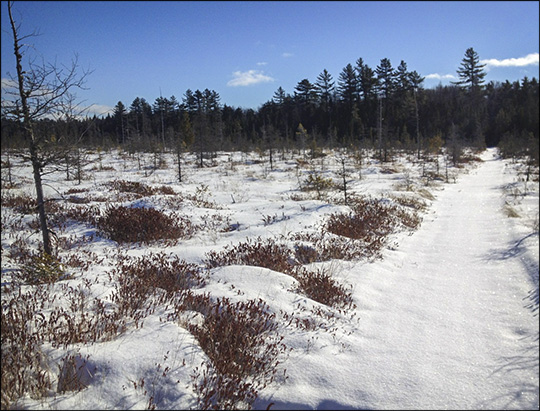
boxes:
[9,3,52,255]
[6,1,91,255]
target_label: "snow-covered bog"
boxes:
[1,147,538,410]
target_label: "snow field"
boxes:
[1,147,538,410]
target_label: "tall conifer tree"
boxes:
[453,47,487,93]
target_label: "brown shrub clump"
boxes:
[326,196,421,241]
[178,293,287,410]
[204,237,295,274]
[97,205,195,244]
[291,266,355,309]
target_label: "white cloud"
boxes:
[1,77,18,89]
[282,52,294,58]
[425,73,457,80]
[481,52,539,68]
[256,62,268,66]
[227,70,275,87]
[86,104,114,117]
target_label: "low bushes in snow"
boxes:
[107,179,175,197]
[17,252,66,285]
[97,205,195,244]
[1,193,37,214]
[1,252,207,408]
[291,266,355,309]
[204,237,296,274]
[204,237,356,310]
[178,293,288,409]
[0,149,436,409]
[111,253,205,319]
[326,196,421,240]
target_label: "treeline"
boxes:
[2,53,538,163]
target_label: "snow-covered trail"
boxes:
[349,148,539,410]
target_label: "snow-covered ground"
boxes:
[1,147,538,410]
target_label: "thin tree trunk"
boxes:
[9,1,52,255]
[30,144,52,255]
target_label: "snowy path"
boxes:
[345,149,539,410]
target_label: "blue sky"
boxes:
[2,1,539,116]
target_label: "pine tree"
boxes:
[294,79,317,105]
[356,58,379,132]
[315,69,335,136]
[376,58,396,100]
[273,86,286,105]
[356,58,378,101]
[453,47,487,93]
[338,63,359,109]
[408,71,425,157]
[113,101,127,144]
[315,69,335,110]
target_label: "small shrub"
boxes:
[322,196,422,260]
[504,203,520,218]
[188,296,284,378]
[6,236,36,264]
[301,173,334,199]
[292,232,373,262]
[294,243,319,264]
[115,253,205,295]
[156,185,175,195]
[63,205,101,226]
[291,266,354,309]
[262,213,290,226]
[61,252,94,270]
[18,253,66,285]
[389,195,428,212]
[182,294,287,410]
[65,188,88,195]
[189,184,221,209]
[109,253,205,326]
[458,154,483,164]
[204,237,295,274]
[1,288,53,409]
[417,188,435,201]
[1,193,37,214]
[98,206,194,244]
[49,204,101,230]
[327,196,414,241]
[108,180,155,196]
[393,207,422,230]
[192,364,259,410]
[66,195,92,204]
[315,235,375,261]
[326,212,374,240]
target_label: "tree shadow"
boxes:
[474,341,539,410]
[480,232,539,410]
[484,232,539,316]
[257,396,372,410]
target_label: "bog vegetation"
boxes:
[4,143,537,409]
[1,2,538,407]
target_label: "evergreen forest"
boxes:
[2,48,538,165]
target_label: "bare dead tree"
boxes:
[3,1,92,255]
